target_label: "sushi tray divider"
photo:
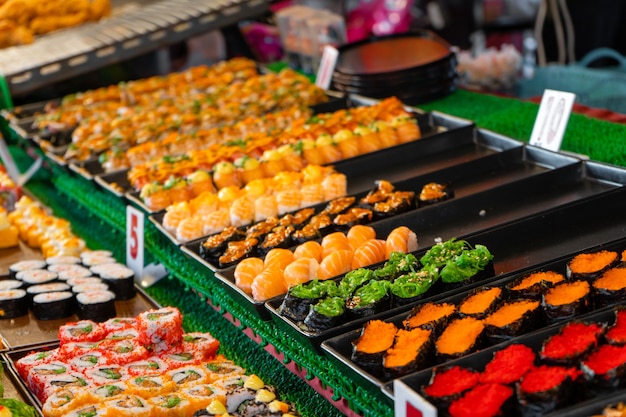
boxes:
[378,305,625,415]
[68,159,108,182]
[93,169,131,199]
[264,186,626,355]
[321,237,626,392]
[547,391,626,416]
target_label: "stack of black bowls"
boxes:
[331,30,458,105]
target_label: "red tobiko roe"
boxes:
[541,322,604,359]
[480,344,536,384]
[606,310,626,343]
[423,366,480,397]
[448,383,513,417]
[520,365,581,393]
[583,344,626,375]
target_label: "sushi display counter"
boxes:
[4,78,626,417]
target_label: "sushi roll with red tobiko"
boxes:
[517,365,581,416]
[136,307,184,351]
[606,307,626,345]
[480,344,536,385]
[58,319,105,344]
[540,321,605,366]
[181,333,220,360]
[421,366,480,409]
[448,383,515,417]
[581,344,626,390]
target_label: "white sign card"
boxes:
[126,205,145,279]
[394,379,437,417]
[529,89,576,152]
[315,45,339,90]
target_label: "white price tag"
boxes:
[315,45,339,90]
[394,380,437,417]
[126,205,144,279]
[529,89,576,152]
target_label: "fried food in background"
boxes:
[0,0,111,48]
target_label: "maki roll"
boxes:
[149,393,195,416]
[383,327,432,379]
[345,279,391,319]
[567,250,619,280]
[103,395,153,417]
[303,296,345,332]
[279,279,337,322]
[45,255,81,266]
[506,271,566,300]
[389,265,439,307]
[323,196,356,216]
[125,357,168,376]
[76,290,117,322]
[542,280,591,323]
[581,344,626,391]
[480,344,536,385]
[458,287,502,319]
[256,225,295,256]
[403,301,456,334]
[332,207,373,230]
[84,364,128,386]
[517,365,581,416]
[218,238,259,268]
[0,279,23,291]
[58,319,105,343]
[54,265,92,281]
[71,283,109,295]
[32,291,74,320]
[199,226,246,260]
[372,191,415,219]
[351,320,397,376]
[136,307,183,349]
[421,366,480,409]
[374,251,419,281]
[540,321,605,366]
[17,269,58,287]
[8,260,46,278]
[448,383,515,417]
[592,268,626,307]
[435,317,485,362]
[0,289,28,319]
[482,299,541,344]
[181,332,220,360]
[359,180,395,206]
[97,264,136,300]
[606,307,626,345]
[418,182,453,206]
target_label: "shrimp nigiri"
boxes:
[234,257,264,295]
[251,268,287,302]
[254,195,278,223]
[318,249,353,280]
[230,196,254,227]
[293,240,324,262]
[284,257,319,288]
[175,215,206,243]
[347,225,377,252]
[352,239,387,269]
[385,226,418,258]
[321,173,347,201]
[162,201,191,233]
[202,208,231,236]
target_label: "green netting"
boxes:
[5,89,626,417]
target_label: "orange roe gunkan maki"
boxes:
[435,317,484,362]
[483,299,541,344]
[421,366,480,408]
[540,321,605,366]
[351,320,397,375]
[592,268,626,307]
[458,287,502,319]
[506,271,565,299]
[581,344,626,390]
[448,383,515,417]
[402,302,456,335]
[542,280,591,324]
[479,344,536,385]
[517,365,581,415]
[567,250,619,280]
[382,327,432,378]
[606,307,626,345]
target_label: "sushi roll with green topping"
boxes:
[304,296,345,332]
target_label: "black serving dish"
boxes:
[322,238,626,391]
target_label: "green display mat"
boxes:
[3,89,626,417]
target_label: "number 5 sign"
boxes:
[394,380,437,417]
[126,205,144,278]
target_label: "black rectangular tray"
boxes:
[265,183,626,353]
[321,237,626,391]
[380,305,626,416]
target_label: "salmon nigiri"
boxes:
[230,196,254,227]
[234,257,265,295]
[293,240,324,262]
[162,201,191,233]
[321,173,347,201]
[318,249,353,280]
[254,195,278,223]
[284,257,319,289]
[202,208,231,236]
[251,268,287,302]
[347,225,377,252]
[175,215,205,243]
[321,232,352,259]
[385,226,418,258]
[352,239,387,269]
[264,248,295,271]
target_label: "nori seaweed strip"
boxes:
[279,280,337,322]
[303,296,345,332]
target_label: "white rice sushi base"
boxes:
[0,289,26,300]
[27,283,71,295]
[72,283,110,295]
[45,255,81,265]
[16,269,57,284]
[32,291,73,304]
[0,280,22,291]
[76,290,116,305]
[9,260,46,273]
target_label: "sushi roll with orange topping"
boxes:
[333,207,373,230]
[458,287,502,319]
[567,250,619,280]
[383,327,433,379]
[592,267,626,307]
[435,317,485,362]
[542,280,591,324]
[351,320,397,376]
[403,302,456,334]
[506,270,566,300]
[482,299,541,344]
[199,226,246,261]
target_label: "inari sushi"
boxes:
[581,344,626,391]
[482,299,541,343]
[479,344,536,385]
[542,280,591,323]
[403,302,456,334]
[383,327,432,379]
[448,383,515,417]
[435,317,484,362]
[458,287,502,319]
[540,321,605,366]
[567,250,619,280]
[351,320,398,375]
[506,270,566,300]
[421,366,481,409]
[517,365,581,415]
[592,268,626,307]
